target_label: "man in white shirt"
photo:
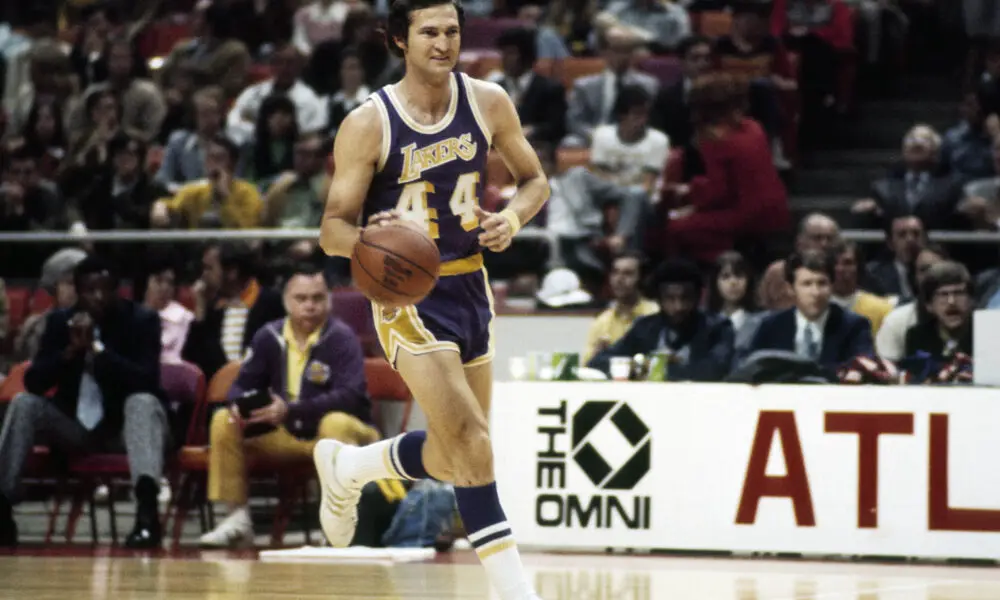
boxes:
[226,42,327,145]
[590,83,669,195]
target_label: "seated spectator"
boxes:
[650,35,713,151]
[662,74,791,265]
[61,88,121,192]
[563,26,658,147]
[242,95,298,186]
[199,264,379,547]
[7,40,75,139]
[68,1,116,90]
[851,125,963,231]
[748,249,873,371]
[160,0,251,100]
[488,27,567,146]
[14,97,68,179]
[582,251,659,363]
[324,49,370,138]
[591,84,669,196]
[546,0,599,56]
[513,3,572,61]
[0,147,63,278]
[304,5,396,96]
[865,215,925,303]
[70,36,166,144]
[829,240,893,335]
[263,132,330,263]
[758,212,840,311]
[958,135,1000,230]
[292,0,352,55]
[940,89,996,182]
[601,0,692,52]
[905,261,973,362]
[226,42,326,147]
[543,149,648,286]
[156,87,226,194]
[13,248,87,363]
[876,243,947,361]
[182,243,285,379]
[150,135,262,230]
[589,259,735,381]
[157,60,206,146]
[706,250,763,362]
[0,257,169,548]
[141,251,194,365]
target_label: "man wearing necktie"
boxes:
[748,248,874,374]
[0,257,169,549]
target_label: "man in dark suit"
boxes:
[489,27,567,145]
[649,35,713,151]
[0,257,169,548]
[589,259,735,381]
[748,249,874,373]
[182,242,286,380]
[864,215,925,301]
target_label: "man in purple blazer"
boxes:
[199,264,380,548]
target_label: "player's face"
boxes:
[401,5,461,74]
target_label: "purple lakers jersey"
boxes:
[364,73,491,264]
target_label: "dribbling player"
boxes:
[315,1,549,598]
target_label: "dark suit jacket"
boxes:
[650,79,693,149]
[588,310,735,382]
[181,285,285,379]
[854,165,964,231]
[865,258,910,300]
[516,74,567,145]
[24,300,164,437]
[904,320,972,362]
[747,304,874,371]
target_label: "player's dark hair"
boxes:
[386,0,466,58]
[611,84,652,121]
[496,26,537,69]
[784,248,835,285]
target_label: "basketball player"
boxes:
[316,1,549,598]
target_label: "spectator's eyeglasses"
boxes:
[933,288,969,302]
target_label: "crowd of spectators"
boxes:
[0,0,993,549]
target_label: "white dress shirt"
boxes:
[795,309,829,359]
[226,79,328,145]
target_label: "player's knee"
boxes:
[449,417,493,480]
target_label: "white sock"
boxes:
[338,435,413,486]
[472,525,536,600]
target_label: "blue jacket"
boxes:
[229,317,371,439]
[588,310,735,382]
[747,304,874,371]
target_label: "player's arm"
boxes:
[318,103,383,258]
[471,80,550,251]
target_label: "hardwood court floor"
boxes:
[3,548,1000,599]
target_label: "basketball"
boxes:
[351,222,441,308]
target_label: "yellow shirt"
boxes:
[850,291,894,336]
[164,178,263,229]
[583,299,660,363]
[282,320,323,402]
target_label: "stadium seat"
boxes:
[695,11,733,38]
[558,57,606,91]
[365,357,413,437]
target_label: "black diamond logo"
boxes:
[571,401,650,490]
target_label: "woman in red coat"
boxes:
[663,73,792,265]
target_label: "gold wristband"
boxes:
[499,208,522,236]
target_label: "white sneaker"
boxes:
[313,439,362,547]
[198,509,254,548]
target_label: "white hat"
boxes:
[536,268,593,308]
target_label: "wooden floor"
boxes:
[3,549,1000,599]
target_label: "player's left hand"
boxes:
[475,206,514,252]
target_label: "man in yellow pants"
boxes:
[200,265,380,547]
